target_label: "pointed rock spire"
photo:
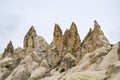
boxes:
[24,26,37,49]
[70,22,79,38]
[82,28,93,44]
[70,22,80,39]
[54,24,62,37]
[63,29,71,50]
[49,22,81,69]
[93,20,103,35]
[51,22,81,56]
[81,20,110,56]
[92,20,109,42]
[23,26,48,51]
[53,24,63,51]
[63,22,81,56]
[2,41,14,58]
[94,20,100,27]
[26,26,37,37]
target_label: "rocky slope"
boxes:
[0,20,120,80]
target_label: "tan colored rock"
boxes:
[5,65,30,80]
[35,36,48,51]
[47,46,62,68]
[77,45,111,71]
[63,29,71,52]
[48,22,81,71]
[2,41,14,58]
[4,50,48,80]
[24,26,37,49]
[63,22,81,56]
[60,53,76,71]
[97,42,120,70]
[81,20,110,56]
[28,67,47,80]
[24,26,48,51]
[106,61,120,80]
[52,22,81,56]
[53,24,63,51]
[0,21,120,80]
[62,71,106,80]
[41,73,63,80]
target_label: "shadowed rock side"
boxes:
[0,20,120,80]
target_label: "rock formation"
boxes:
[2,41,14,58]
[52,22,81,55]
[47,22,81,71]
[0,20,120,80]
[24,26,48,51]
[63,22,81,56]
[24,26,37,49]
[80,20,110,56]
[52,24,63,51]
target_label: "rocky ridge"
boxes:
[0,20,120,80]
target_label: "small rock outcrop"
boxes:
[2,41,14,58]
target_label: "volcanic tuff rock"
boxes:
[63,22,81,56]
[2,41,14,58]
[53,24,63,51]
[52,22,81,55]
[0,20,120,80]
[47,22,81,70]
[24,26,37,49]
[80,20,110,57]
[24,26,48,51]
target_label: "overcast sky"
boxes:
[0,0,120,53]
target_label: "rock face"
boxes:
[24,26,48,51]
[52,24,63,51]
[24,26,37,49]
[52,22,81,55]
[63,22,81,56]
[0,20,120,80]
[2,41,14,58]
[47,22,81,71]
[80,20,110,56]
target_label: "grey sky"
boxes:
[0,0,120,53]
